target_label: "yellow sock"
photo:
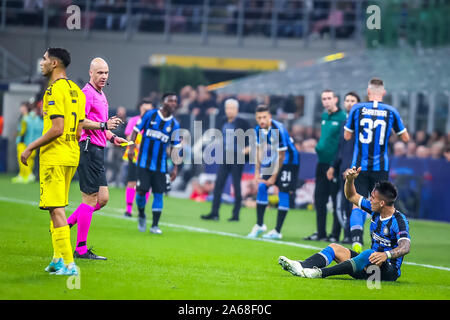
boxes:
[50,221,62,261]
[53,225,74,266]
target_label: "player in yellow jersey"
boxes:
[21,48,85,275]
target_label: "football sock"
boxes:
[145,191,150,202]
[275,209,288,233]
[50,220,61,261]
[75,203,94,255]
[53,225,74,266]
[136,192,147,217]
[256,204,266,227]
[93,202,101,212]
[152,211,162,227]
[67,205,82,228]
[350,208,365,244]
[300,246,335,268]
[125,187,136,214]
[320,260,354,278]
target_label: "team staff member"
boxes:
[304,90,347,242]
[21,47,85,275]
[326,92,360,244]
[201,98,251,222]
[67,57,127,260]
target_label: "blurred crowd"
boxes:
[5,0,357,39]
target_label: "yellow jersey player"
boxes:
[21,48,85,275]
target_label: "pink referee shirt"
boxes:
[80,83,109,147]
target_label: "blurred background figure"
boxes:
[107,106,128,187]
[12,101,43,184]
[393,141,407,158]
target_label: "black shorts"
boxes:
[262,164,300,193]
[136,166,171,194]
[354,170,389,198]
[348,250,399,281]
[126,160,137,183]
[78,140,107,194]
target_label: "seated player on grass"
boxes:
[278,166,411,281]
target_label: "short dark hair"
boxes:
[321,89,335,97]
[161,92,177,101]
[255,104,270,113]
[345,91,361,102]
[369,77,384,87]
[136,97,153,111]
[373,181,397,206]
[46,47,71,68]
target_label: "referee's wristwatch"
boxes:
[100,121,108,131]
[110,134,117,144]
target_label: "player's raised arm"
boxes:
[343,166,362,206]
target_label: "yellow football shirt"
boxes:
[40,78,85,166]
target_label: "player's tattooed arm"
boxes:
[388,239,410,259]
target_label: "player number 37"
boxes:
[359,118,386,145]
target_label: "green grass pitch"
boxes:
[0,174,449,300]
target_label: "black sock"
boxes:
[351,229,364,245]
[256,204,266,226]
[152,211,162,227]
[275,209,288,233]
[138,207,146,218]
[300,253,328,268]
[320,260,355,278]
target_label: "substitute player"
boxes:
[247,105,300,240]
[344,78,409,253]
[67,57,127,260]
[21,47,85,275]
[279,166,411,281]
[123,98,154,217]
[128,93,181,234]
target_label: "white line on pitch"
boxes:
[1,196,450,272]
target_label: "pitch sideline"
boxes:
[1,196,449,272]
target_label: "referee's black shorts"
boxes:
[78,140,107,194]
[348,249,399,281]
[354,170,389,198]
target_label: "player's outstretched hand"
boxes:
[113,136,128,146]
[344,166,361,181]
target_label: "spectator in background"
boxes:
[189,85,218,127]
[406,141,417,158]
[416,145,430,158]
[415,130,428,146]
[430,141,445,159]
[178,85,195,115]
[444,145,450,162]
[393,141,407,157]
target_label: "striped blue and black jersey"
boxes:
[255,119,299,168]
[359,197,411,277]
[134,109,181,173]
[344,101,406,172]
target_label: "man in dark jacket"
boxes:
[201,99,251,221]
[326,92,360,244]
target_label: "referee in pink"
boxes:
[67,57,127,260]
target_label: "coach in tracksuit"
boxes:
[304,90,347,242]
[201,98,250,221]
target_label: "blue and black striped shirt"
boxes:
[134,109,181,173]
[345,101,406,172]
[255,119,299,167]
[359,197,411,277]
